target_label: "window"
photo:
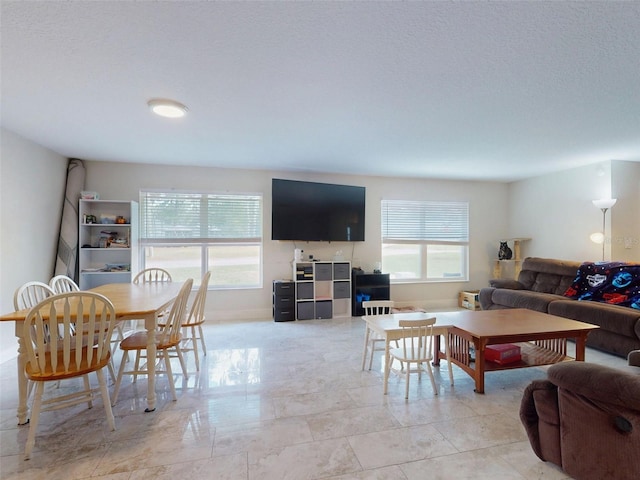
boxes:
[140,190,262,289]
[381,200,469,282]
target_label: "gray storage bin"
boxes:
[297,302,315,320]
[315,300,333,319]
[333,262,350,280]
[333,281,351,299]
[296,282,314,299]
[315,263,333,281]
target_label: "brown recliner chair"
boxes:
[520,351,640,480]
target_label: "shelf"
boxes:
[79,200,138,289]
[292,261,351,320]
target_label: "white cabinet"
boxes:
[293,261,351,319]
[79,200,138,289]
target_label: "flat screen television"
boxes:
[271,178,365,242]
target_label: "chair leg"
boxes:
[368,339,376,370]
[361,326,371,371]
[445,342,454,386]
[383,355,391,395]
[112,350,129,406]
[198,324,207,356]
[82,375,93,409]
[191,326,200,371]
[163,349,177,401]
[96,369,116,431]
[132,351,141,383]
[24,381,44,460]
[425,361,438,395]
[405,363,411,399]
[175,345,188,380]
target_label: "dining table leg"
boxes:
[15,322,29,425]
[383,337,391,394]
[144,313,157,412]
[361,325,371,370]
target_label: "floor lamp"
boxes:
[591,198,617,261]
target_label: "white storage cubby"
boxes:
[79,200,139,289]
[293,261,351,319]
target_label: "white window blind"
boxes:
[140,190,262,244]
[381,200,469,243]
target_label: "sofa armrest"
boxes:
[547,362,640,409]
[519,379,562,466]
[629,350,640,367]
[488,279,524,289]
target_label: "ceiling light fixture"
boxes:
[147,99,188,118]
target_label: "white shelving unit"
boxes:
[293,261,351,319]
[78,200,138,290]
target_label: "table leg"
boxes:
[383,337,391,394]
[474,338,486,394]
[15,322,29,425]
[432,335,441,366]
[574,334,587,361]
[361,326,371,371]
[144,313,157,412]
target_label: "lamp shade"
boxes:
[592,198,617,209]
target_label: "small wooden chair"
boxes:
[385,317,439,399]
[361,300,395,370]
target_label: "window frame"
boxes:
[139,189,263,290]
[381,199,470,283]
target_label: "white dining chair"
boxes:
[22,291,117,459]
[112,279,193,405]
[49,275,80,294]
[179,271,211,371]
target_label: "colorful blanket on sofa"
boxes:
[564,262,640,310]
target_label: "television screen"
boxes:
[271,179,365,242]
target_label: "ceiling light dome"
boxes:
[147,99,188,118]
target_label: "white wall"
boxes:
[611,161,640,262]
[508,160,639,262]
[0,129,68,363]
[83,161,510,318]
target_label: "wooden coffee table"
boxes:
[436,308,599,393]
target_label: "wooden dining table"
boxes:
[0,281,182,424]
[362,312,453,394]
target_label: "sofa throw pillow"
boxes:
[563,262,640,309]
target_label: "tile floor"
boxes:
[0,316,628,479]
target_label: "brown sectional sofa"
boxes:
[479,257,640,358]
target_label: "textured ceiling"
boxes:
[1,1,639,182]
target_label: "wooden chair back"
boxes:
[398,318,436,362]
[49,275,80,294]
[14,281,56,310]
[24,292,116,378]
[133,268,172,284]
[184,271,211,326]
[362,300,394,316]
[157,278,193,344]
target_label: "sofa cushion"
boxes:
[517,258,581,294]
[548,300,640,338]
[491,289,563,313]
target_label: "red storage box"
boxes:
[485,344,521,364]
